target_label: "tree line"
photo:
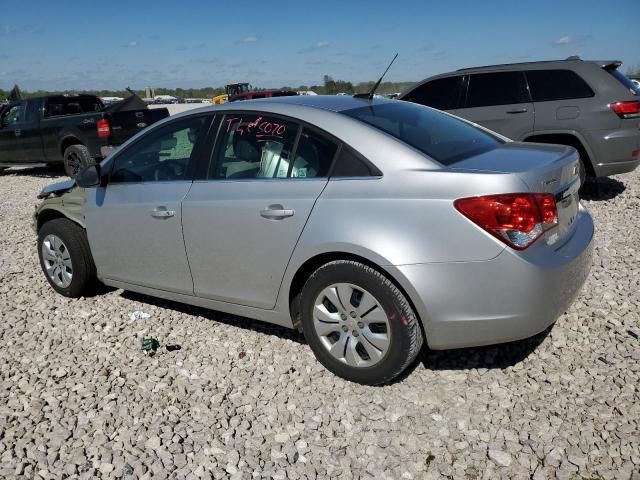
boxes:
[0,75,418,102]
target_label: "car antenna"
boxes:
[354,53,398,100]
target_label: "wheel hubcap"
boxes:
[313,283,391,368]
[42,234,73,288]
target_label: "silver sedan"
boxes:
[34,96,594,384]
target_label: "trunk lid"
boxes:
[450,141,581,249]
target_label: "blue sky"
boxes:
[1,0,639,91]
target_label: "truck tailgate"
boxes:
[105,108,169,145]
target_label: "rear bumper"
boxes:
[587,125,640,177]
[397,205,594,349]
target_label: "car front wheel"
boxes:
[38,218,97,297]
[300,260,424,385]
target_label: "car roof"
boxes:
[454,57,621,73]
[231,94,396,112]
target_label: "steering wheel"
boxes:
[153,160,184,181]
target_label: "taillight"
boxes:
[454,193,558,250]
[96,118,111,138]
[609,100,640,119]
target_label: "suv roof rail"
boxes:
[456,57,584,72]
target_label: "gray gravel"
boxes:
[1,166,639,479]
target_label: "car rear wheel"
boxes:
[38,218,97,297]
[63,144,93,178]
[300,260,424,385]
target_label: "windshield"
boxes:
[342,101,503,166]
[608,69,640,96]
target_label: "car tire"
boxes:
[0,167,6,175]
[577,157,587,189]
[63,144,93,178]
[300,260,424,385]
[38,218,97,298]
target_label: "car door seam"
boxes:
[271,179,331,310]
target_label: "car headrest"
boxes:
[233,134,261,162]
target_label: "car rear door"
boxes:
[451,71,535,140]
[84,113,213,294]
[181,112,338,309]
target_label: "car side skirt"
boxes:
[101,278,295,329]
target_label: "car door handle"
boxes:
[14,129,21,137]
[150,207,175,219]
[260,205,294,220]
[506,108,528,114]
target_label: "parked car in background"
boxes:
[0,94,169,177]
[400,57,640,185]
[34,96,593,384]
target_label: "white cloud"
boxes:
[553,36,571,46]
[127,41,138,47]
[314,41,330,48]
[241,36,257,43]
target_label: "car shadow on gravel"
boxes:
[1,165,65,178]
[123,290,553,383]
[415,325,552,373]
[581,177,626,201]
[121,291,306,344]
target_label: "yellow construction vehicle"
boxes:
[212,83,251,104]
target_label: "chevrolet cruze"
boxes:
[34,96,594,384]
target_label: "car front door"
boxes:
[451,71,535,140]
[0,102,26,164]
[15,99,44,162]
[182,113,339,309]
[84,114,212,294]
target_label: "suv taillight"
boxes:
[609,100,640,119]
[96,118,111,138]
[454,193,558,250]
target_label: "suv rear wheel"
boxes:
[300,260,423,385]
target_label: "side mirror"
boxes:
[76,164,102,188]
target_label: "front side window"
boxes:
[526,69,595,101]
[403,76,463,110]
[2,104,24,127]
[343,101,502,166]
[466,71,529,107]
[209,113,300,179]
[110,116,207,183]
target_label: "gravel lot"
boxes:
[0,166,638,479]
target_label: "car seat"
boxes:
[226,133,261,178]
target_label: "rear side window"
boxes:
[331,147,382,177]
[466,71,529,107]
[45,97,104,117]
[343,102,502,166]
[526,70,595,101]
[292,128,338,178]
[607,69,639,96]
[209,113,300,179]
[402,76,463,110]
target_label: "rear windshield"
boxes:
[45,96,104,117]
[342,101,502,166]
[608,69,639,96]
